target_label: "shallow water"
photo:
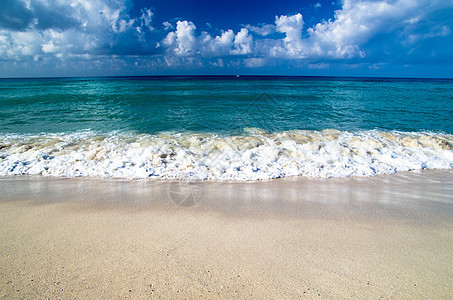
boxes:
[1,76,452,180]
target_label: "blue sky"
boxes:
[0,0,452,77]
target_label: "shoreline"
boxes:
[1,170,453,298]
[2,129,452,180]
[2,169,452,219]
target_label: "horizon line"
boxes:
[1,74,452,80]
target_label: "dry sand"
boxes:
[1,170,453,298]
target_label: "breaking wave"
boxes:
[1,129,452,180]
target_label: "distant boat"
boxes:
[236,75,240,78]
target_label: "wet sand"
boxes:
[1,170,453,298]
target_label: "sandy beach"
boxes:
[1,170,453,298]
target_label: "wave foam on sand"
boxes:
[1,129,452,180]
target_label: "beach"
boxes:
[1,0,452,295]
[1,170,453,298]
[1,76,453,298]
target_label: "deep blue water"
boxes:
[1,76,452,135]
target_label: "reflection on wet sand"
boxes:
[2,169,452,221]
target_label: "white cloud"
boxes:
[162,32,176,47]
[42,39,60,54]
[403,25,450,46]
[0,0,157,64]
[163,21,174,31]
[256,0,453,63]
[233,28,253,54]
[139,8,154,31]
[0,0,452,75]
[163,20,197,56]
[308,63,329,69]
[302,0,397,59]
[163,23,255,60]
[244,57,266,68]
[117,18,134,33]
[274,13,304,57]
[302,0,453,62]
[245,24,275,36]
[204,30,235,56]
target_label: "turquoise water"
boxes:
[1,76,452,135]
[1,76,452,180]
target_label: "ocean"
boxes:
[1,76,452,180]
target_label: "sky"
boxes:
[0,0,452,78]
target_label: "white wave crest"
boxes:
[1,129,452,180]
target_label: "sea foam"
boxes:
[1,129,452,180]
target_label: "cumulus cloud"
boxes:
[245,24,276,36]
[0,0,452,76]
[161,0,453,67]
[163,22,254,60]
[300,0,453,63]
[273,13,304,57]
[233,28,253,54]
[163,20,197,56]
[202,29,235,56]
[245,0,453,64]
[0,0,158,65]
[0,0,78,31]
